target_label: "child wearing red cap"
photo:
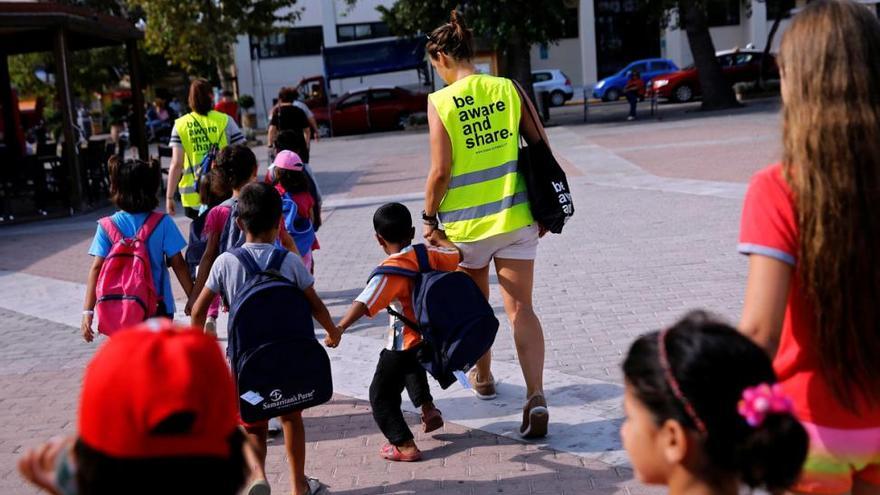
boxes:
[18,321,251,495]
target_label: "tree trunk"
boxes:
[680,0,739,110]
[759,9,784,89]
[501,29,536,105]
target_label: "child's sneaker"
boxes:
[205,316,217,338]
[421,407,444,433]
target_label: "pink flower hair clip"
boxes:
[737,383,794,427]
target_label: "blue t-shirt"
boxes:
[88,211,187,314]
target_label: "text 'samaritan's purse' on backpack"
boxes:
[513,83,574,234]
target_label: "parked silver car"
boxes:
[531,69,574,107]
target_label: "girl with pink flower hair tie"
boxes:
[621,311,808,495]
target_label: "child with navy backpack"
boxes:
[185,145,299,324]
[191,182,339,495]
[82,157,192,342]
[332,203,462,462]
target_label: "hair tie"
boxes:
[737,383,794,427]
[658,329,708,434]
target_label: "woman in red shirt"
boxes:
[738,2,880,494]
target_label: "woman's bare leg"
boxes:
[494,258,544,398]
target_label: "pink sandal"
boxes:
[379,443,422,462]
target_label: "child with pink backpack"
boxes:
[81,158,193,342]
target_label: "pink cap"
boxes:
[272,150,304,171]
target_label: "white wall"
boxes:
[333,0,385,24]
[661,8,789,69]
[531,38,584,86]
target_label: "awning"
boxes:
[323,37,427,81]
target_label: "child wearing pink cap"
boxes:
[273,150,318,271]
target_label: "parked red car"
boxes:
[650,49,779,103]
[312,86,428,137]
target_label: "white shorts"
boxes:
[455,224,539,269]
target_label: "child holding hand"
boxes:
[330,203,457,462]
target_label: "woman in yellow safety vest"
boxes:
[423,11,551,439]
[165,79,246,219]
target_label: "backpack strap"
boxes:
[367,265,418,283]
[412,243,431,273]
[136,212,165,242]
[266,248,288,273]
[98,216,122,244]
[230,247,261,278]
[386,305,421,332]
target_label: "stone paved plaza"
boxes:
[0,98,782,494]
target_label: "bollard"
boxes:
[540,91,551,122]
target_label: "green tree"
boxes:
[362,0,569,101]
[126,0,303,92]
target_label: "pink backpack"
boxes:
[95,212,164,336]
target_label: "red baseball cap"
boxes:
[78,321,239,458]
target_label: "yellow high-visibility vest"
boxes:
[429,74,532,242]
[174,110,229,208]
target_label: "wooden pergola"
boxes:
[0,2,146,212]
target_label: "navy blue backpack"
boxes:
[226,247,332,422]
[369,244,499,389]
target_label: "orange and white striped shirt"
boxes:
[355,245,460,351]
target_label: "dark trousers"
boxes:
[369,347,433,445]
[626,91,638,118]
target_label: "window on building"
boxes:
[767,0,795,20]
[251,26,324,59]
[706,0,741,27]
[336,22,391,42]
[561,8,579,38]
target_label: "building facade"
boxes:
[234,0,796,123]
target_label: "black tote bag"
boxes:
[514,83,574,234]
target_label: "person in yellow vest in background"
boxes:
[166,79,246,219]
[423,11,551,438]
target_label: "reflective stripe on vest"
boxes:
[174,111,229,208]
[430,74,532,242]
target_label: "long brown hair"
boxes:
[779,0,880,409]
[188,79,213,115]
[426,10,473,61]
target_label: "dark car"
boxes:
[650,49,779,103]
[312,86,428,137]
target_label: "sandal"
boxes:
[421,408,444,433]
[519,393,549,439]
[379,443,422,462]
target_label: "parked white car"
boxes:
[531,69,574,107]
